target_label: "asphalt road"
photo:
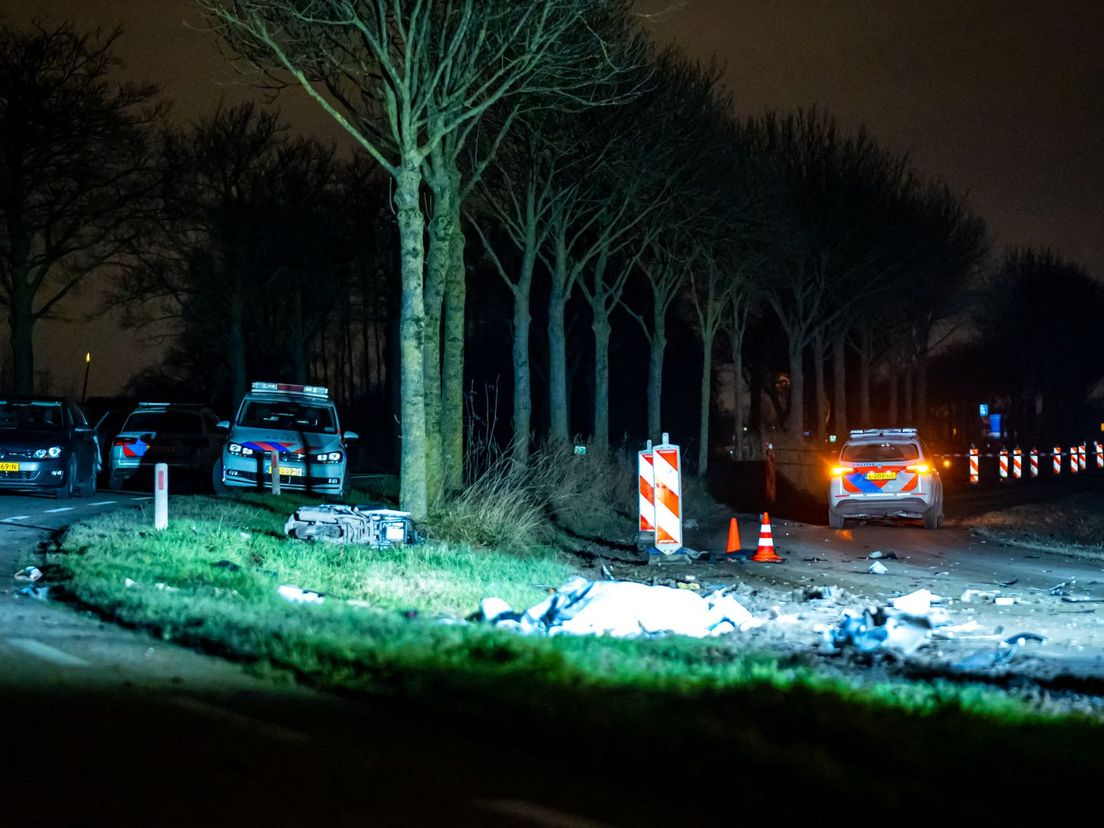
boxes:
[0,491,670,828]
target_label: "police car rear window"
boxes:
[841,442,920,462]
[124,412,204,433]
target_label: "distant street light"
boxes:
[81,352,91,403]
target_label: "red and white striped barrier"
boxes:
[1079,443,1087,473]
[1012,447,1022,479]
[969,446,979,484]
[638,445,655,534]
[652,435,682,553]
[1096,441,1103,470]
[1054,445,1062,475]
[1071,446,1079,474]
[1029,448,1039,478]
[999,448,1009,480]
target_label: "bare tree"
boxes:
[0,22,161,393]
[200,0,635,515]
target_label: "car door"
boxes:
[67,403,96,477]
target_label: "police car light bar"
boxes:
[251,381,329,398]
[848,428,918,437]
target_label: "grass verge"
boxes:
[47,491,1104,814]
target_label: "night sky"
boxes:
[4,0,1102,397]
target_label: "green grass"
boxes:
[47,490,1104,812]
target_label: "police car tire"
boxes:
[55,457,77,499]
[828,509,845,530]
[923,506,941,530]
[211,460,229,495]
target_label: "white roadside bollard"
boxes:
[270,448,281,496]
[154,462,168,530]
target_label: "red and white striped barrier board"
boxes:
[652,439,682,553]
[1096,441,1103,470]
[1071,446,1079,474]
[1054,445,1062,475]
[638,448,655,533]
[1012,447,1022,479]
[1079,443,1087,472]
[969,447,979,484]
[999,448,1009,480]
[1029,448,1039,478]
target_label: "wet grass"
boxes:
[47,490,1104,814]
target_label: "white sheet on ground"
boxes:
[482,576,760,638]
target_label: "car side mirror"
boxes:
[343,431,359,441]
[216,420,230,431]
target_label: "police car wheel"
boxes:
[211,459,229,495]
[923,506,941,530]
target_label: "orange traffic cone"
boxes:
[725,517,741,555]
[750,512,783,563]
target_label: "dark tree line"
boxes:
[1,12,1101,515]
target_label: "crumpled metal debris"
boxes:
[868,561,889,575]
[952,632,1046,672]
[825,589,952,656]
[284,504,418,547]
[13,566,42,582]
[481,576,762,638]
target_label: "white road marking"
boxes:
[4,637,90,667]
[135,496,152,501]
[1,515,30,522]
[42,507,75,513]
[475,800,610,828]
[89,500,117,506]
[170,696,310,745]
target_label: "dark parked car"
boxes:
[0,397,99,498]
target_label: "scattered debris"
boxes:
[802,557,827,563]
[481,577,761,638]
[792,585,835,603]
[890,588,942,615]
[996,578,1019,587]
[994,596,1016,606]
[868,561,889,575]
[960,588,997,603]
[1048,579,1076,596]
[13,565,42,582]
[277,584,326,605]
[16,585,50,601]
[867,550,898,560]
[1061,595,1104,604]
[953,632,1045,673]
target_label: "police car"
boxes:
[108,403,221,491]
[828,428,944,530]
[215,382,358,496]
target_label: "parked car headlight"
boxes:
[33,446,63,459]
[314,451,343,463]
[228,443,254,457]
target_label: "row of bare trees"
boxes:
[10,8,1094,520]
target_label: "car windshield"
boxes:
[0,400,64,430]
[123,411,203,434]
[841,442,920,462]
[238,400,336,433]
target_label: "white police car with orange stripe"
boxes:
[215,382,358,496]
[828,428,943,530]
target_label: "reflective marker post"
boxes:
[968,446,979,485]
[270,449,281,496]
[1012,447,1022,480]
[154,463,168,530]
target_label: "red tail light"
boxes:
[113,437,137,447]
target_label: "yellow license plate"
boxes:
[0,462,19,472]
[268,465,303,477]
[866,471,897,481]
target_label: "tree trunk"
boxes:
[440,170,466,492]
[903,364,914,425]
[732,329,745,458]
[592,316,611,453]
[512,273,533,466]
[858,333,872,427]
[423,170,451,502]
[814,331,827,440]
[888,369,898,425]
[395,158,429,519]
[787,339,805,435]
[698,330,713,475]
[228,272,246,408]
[915,351,928,431]
[832,332,847,437]
[8,275,34,394]
[647,298,667,439]
[548,229,571,445]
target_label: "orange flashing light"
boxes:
[830,466,854,476]
[906,463,931,474]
